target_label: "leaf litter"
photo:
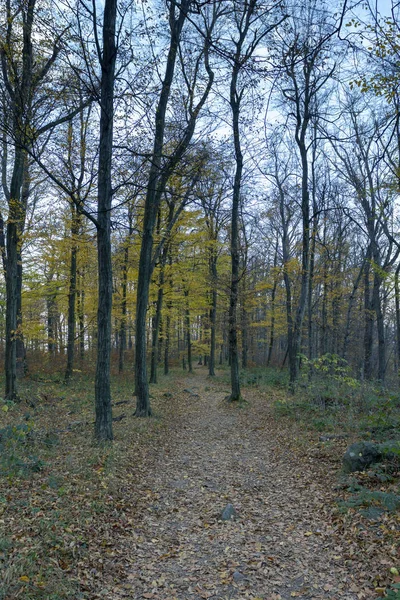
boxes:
[0,367,399,599]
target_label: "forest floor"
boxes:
[0,366,399,600]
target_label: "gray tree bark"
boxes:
[65,206,80,383]
[94,0,117,441]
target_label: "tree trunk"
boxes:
[94,0,117,441]
[47,290,57,354]
[228,174,241,399]
[78,269,85,359]
[321,251,328,356]
[16,248,27,377]
[150,273,164,383]
[135,227,155,415]
[267,244,279,366]
[267,281,277,367]
[363,258,374,381]
[57,313,63,354]
[209,278,217,376]
[228,63,243,402]
[342,260,364,361]
[5,228,18,399]
[286,286,296,386]
[3,0,35,399]
[135,2,189,416]
[164,252,173,376]
[282,228,295,386]
[290,143,310,387]
[158,315,164,362]
[308,202,317,367]
[164,312,170,376]
[15,162,30,378]
[184,289,192,374]
[119,244,128,373]
[241,301,248,370]
[395,262,400,373]
[65,208,80,383]
[331,232,343,356]
[373,271,385,382]
[5,145,25,400]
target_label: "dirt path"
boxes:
[110,369,372,600]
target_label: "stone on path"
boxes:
[221,503,237,520]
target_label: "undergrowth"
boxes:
[219,365,289,390]
[0,366,152,599]
[272,354,400,440]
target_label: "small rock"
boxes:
[163,392,172,398]
[343,441,382,473]
[233,571,245,582]
[221,503,237,520]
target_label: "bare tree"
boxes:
[134,0,222,416]
[331,97,400,383]
[224,0,285,400]
[274,0,337,387]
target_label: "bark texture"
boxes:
[94,0,117,441]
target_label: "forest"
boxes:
[1,0,400,599]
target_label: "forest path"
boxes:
[112,367,367,600]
